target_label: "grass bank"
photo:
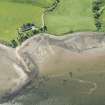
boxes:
[45,0,96,35]
[0,1,43,41]
[0,0,98,41]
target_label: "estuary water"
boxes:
[1,71,105,105]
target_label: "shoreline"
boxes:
[0,32,105,102]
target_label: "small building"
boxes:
[20,23,38,32]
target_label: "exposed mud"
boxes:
[0,32,105,103]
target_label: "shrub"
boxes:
[10,39,18,48]
[92,0,103,31]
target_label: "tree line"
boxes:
[92,0,105,31]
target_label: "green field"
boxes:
[45,0,96,35]
[0,0,97,41]
[0,1,42,41]
[0,0,54,41]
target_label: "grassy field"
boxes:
[0,0,54,41]
[45,0,96,35]
[0,1,43,41]
[0,0,97,41]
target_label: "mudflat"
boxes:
[1,32,105,104]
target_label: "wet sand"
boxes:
[39,45,105,76]
[1,32,105,103]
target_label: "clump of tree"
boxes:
[92,0,104,31]
[9,40,18,48]
[45,0,60,12]
[17,23,47,44]
[8,23,48,48]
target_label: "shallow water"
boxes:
[1,71,105,105]
[2,38,105,105]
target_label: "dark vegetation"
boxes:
[0,0,105,48]
[45,0,60,12]
[92,0,105,31]
[10,23,47,47]
[0,23,47,48]
[8,0,59,48]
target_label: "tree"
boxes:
[92,0,103,31]
[10,40,18,48]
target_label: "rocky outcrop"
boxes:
[0,32,105,103]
